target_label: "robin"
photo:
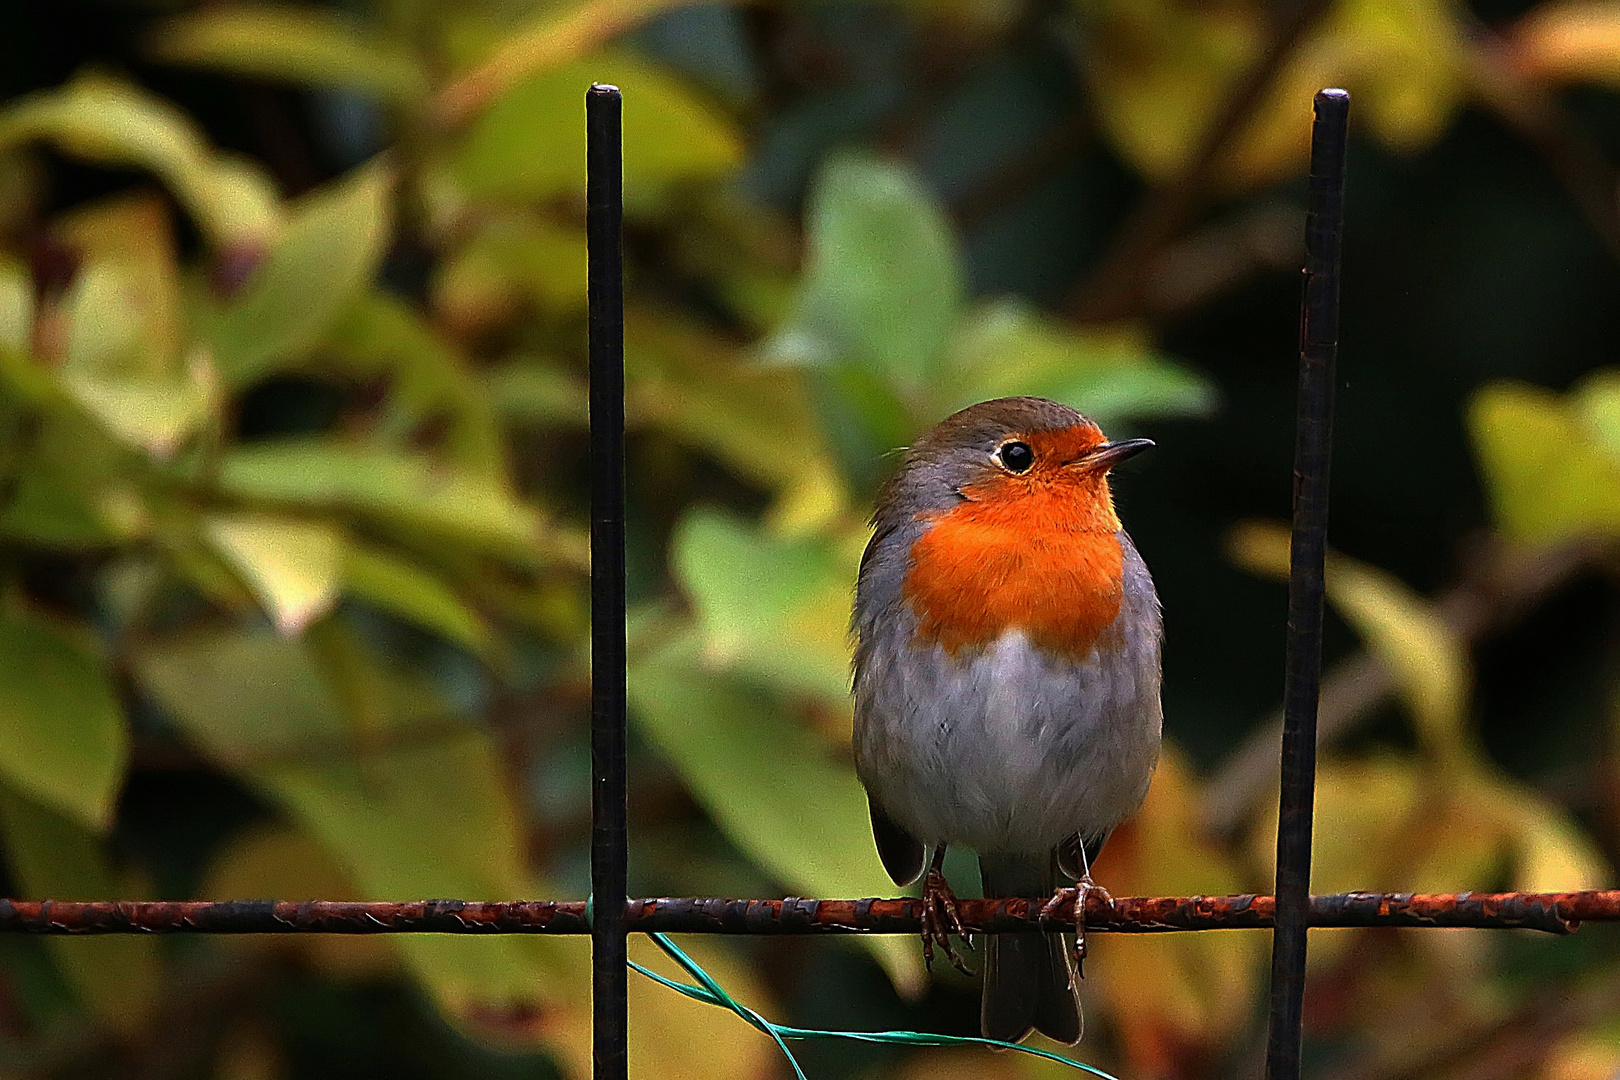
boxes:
[852,396,1162,1045]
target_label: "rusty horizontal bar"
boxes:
[0,890,1615,936]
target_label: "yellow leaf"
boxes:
[1225,518,1291,578]
[1076,0,1262,182]
[1493,780,1609,892]
[1249,757,1507,973]
[542,937,779,1080]
[147,3,429,103]
[1235,0,1467,183]
[56,191,183,359]
[435,0,694,125]
[205,515,345,635]
[1322,555,1471,758]
[1089,754,1263,1062]
[134,631,577,1042]
[54,199,221,457]
[1468,380,1620,541]
[212,1018,283,1080]
[0,73,279,247]
[0,255,29,354]
[1573,368,1620,462]
[1228,521,1471,757]
[202,825,398,979]
[58,322,220,459]
[1076,0,1467,188]
[1538,1031,1620,1080]
[1512,0,1620,90]
[453,53,743,211]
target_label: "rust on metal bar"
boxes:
[1,891,1615,936]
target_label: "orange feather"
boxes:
[901,425,1126,661]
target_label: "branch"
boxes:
[430,0,687,128]
[1201,538,1600,838]
[2,890,1615,936]
[1467,17,1620,262]
[1068,0,1334,323]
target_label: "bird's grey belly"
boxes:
[854,627,1162,857]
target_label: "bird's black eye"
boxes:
[997,441,1034,473]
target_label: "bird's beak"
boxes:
[1072,438,1155,472]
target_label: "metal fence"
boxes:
[3,84,1618,1080]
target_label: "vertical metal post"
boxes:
[1265,87,1348,1080]
[587,83,628,1080]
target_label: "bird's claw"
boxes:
[921,867,974,976]
[1040,875,1114,977]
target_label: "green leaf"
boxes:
[0,784,160,1035]
[133,630,573,1028]
[345,543,495,659]
[0,73,278,246]
[804,363,915,499]
[629,633,924,995]
[483,360,588,427]
[133,631,347,760]
[946,300,1217,424]
[0,468,125,546]
[1468,380,1620,542]
[766,152,963,395]
[217,439,543,558]
[454,53,742,209]
[0,414,145,547]
[434,214,589,322]
[205,514,345,636]
[627,311,842,509]
[205,163,393,387]
[670,511,856,699]
[0,609,126,830]
[324,293,504,475]
[0,255,31,353]
[60,261,219,458]
[147,4,429,103]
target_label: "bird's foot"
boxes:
[921,867,974,976]
[1040,875,1114,977]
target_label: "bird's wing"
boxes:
[867,797,924,886]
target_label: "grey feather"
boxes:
[979,853,1080,1045]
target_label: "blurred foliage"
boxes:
[0,1,1617,1079]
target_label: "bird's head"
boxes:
[882,397,1152,531]
[875,397,1154,659]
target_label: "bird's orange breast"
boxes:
[902,480,1125,661]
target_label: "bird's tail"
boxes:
[978,853,1080,1045]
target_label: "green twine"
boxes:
[631,931,1122,1080]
